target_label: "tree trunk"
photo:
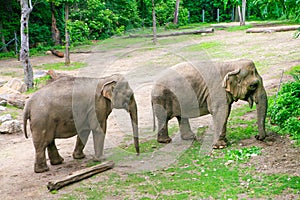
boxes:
[65,2,70,65]
[0,22,8,53]
[152,0,157,45]
[173,0,180,24]
[237,5,243,26]
[20,0,33,89]
[234,7,239,22]
[241,0,246,26]
[51,2,61,46]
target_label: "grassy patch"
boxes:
[226,25,253,32]
[57,101,300,200]
[1,104,21,119]
[285,64,300,75]
[0,71,17,77]
[25,74,52,94]
[35,62,86,71]
[60,143,300,199]
[184,41,223,52]
[227,104,259,144]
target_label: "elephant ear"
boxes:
[222,69,240,99]
[101,81,117,100]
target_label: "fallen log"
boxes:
[246,25,300,33]
[127,28,214,38]
[50,49,64,58]
[47,160,115,191]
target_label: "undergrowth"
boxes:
[268,66,300,145]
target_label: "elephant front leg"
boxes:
[177,117,195,140]
[92,122,107,162]
[212,105,231,149]
[47,140,64,165]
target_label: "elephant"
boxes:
[23,74,139,173]
[151,59,267,148]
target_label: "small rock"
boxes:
[3,78,27,93]
[0,106,6,111]
[34,71,48,79]
[0,100,7,106]
[0,114,12,123]
[0,120,22,134]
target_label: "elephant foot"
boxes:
[181,131,196,140]
[93,155,106,162]
[157,136,172,143]
[34,163,49,173]
[50,156,64,165]
[213,139,227,149]
[73,151,86,159]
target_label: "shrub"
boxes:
[268,70,300,144]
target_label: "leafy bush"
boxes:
[268,70,300,144]
[225,146,262,162]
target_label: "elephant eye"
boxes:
[249,83,258,90]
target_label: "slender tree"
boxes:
[152,0,157,45]
[20,0,33,89]
[0,22,8,52]
[241,0,246,25]
[173,0,180,24]
[65,1,70,65]
[51,2,61,45]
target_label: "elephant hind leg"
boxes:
[33,142,49,173]
[73,135,87,159]
[157,118,172,143]
[177,117,195,140]
[47,140,64,165]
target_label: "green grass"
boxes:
[35,61,86,71]
[226,25,253,32]
[0,71,17,77]
[57,103,300,199]
[0,104,21,119]
[183,41,223,52]
[25,74,52,94]
[285,64,300,75]
[61,143,300,199]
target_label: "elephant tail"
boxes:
[23,102,30,139]
[152,102,156,132]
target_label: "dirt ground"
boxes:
[0,27,299,199]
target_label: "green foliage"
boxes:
[268,71,300,144]
[67,20,90,44]
[225,146,262,162]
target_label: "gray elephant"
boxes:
[151,59,267,148]
[23,74,139,173]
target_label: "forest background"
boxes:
[1,0,300,54]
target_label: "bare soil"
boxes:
[0,27,299,199]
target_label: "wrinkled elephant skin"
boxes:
[152,59,267,148]
[23,74,139,173]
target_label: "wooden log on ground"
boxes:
[50,49,64,58]
[127,28,214,38]
[47,160,115,191]
[246,25,300,33]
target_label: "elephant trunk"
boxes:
[254,85,268,140]
[129,95,140,155]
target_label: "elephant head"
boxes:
[222,59,267,140]
[100,77,140,155]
